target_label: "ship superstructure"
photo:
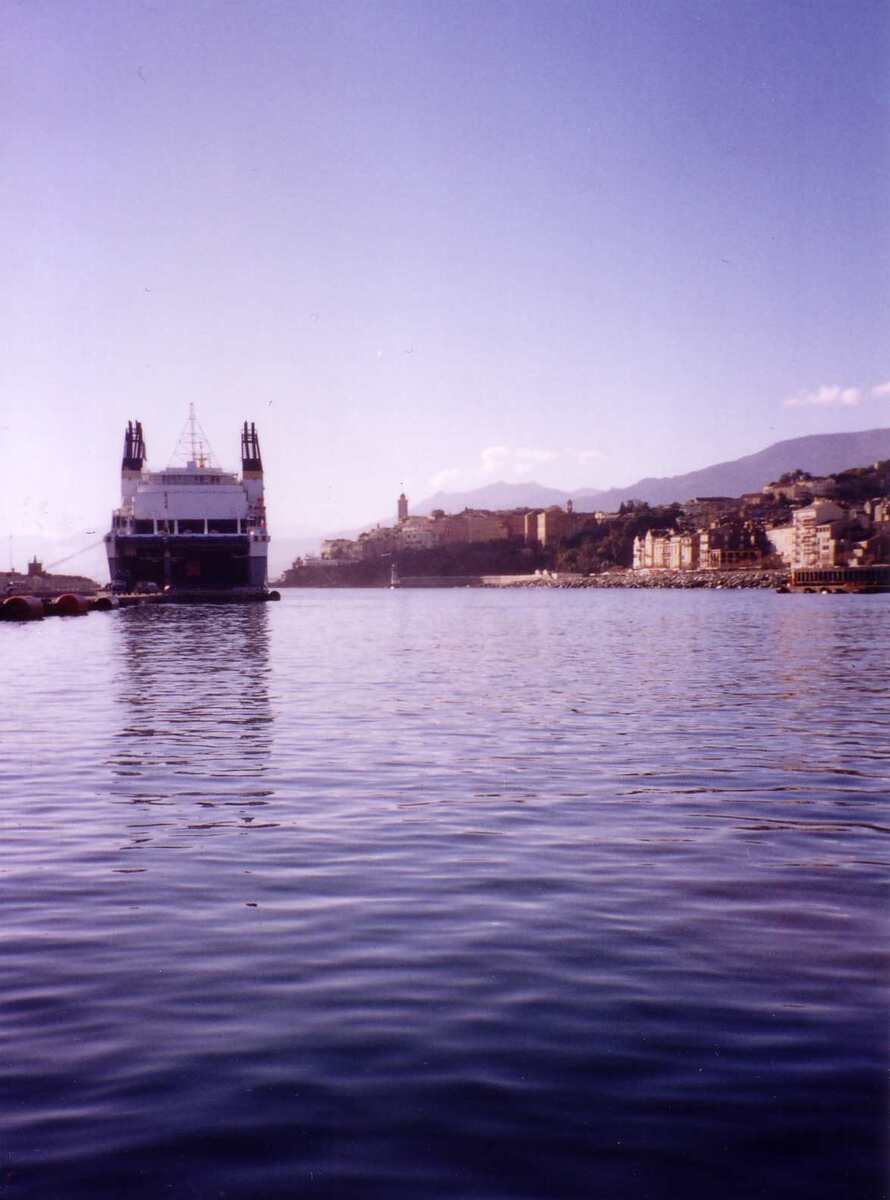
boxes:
[105,413,269,591]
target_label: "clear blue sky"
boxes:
[2,0,888,540]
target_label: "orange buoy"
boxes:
[2,595,45,621]
[54,593,90,617]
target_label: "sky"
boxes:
[1,0,888,550]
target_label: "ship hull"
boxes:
[107,534,267,592]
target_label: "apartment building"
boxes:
[633,529,672,569]
[791,501,846,568]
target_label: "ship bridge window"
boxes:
[177,519,205,534]
[133,519,154,534]
[208,518,238,534]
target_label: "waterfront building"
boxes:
[465,512,509,543]
[524,511,542,546]
[536,507,573,549]
[429,514,469,545]
[633,529,672,569]
[397,517,437,550]
[697,520,764,570]
[766,524,795,565]
[791,501,846,568]
[668,532,700,570]
[865,498,890,526]
[498,511,529,540]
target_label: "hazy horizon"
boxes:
[2,0,888,544]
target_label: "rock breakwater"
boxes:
[497,568,788,590]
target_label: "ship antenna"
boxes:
[189,402,199,466]
[169,405,217,468]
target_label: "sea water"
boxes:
[2,589,887,1198]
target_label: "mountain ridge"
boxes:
[412,428,890,515]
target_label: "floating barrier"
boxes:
[1,588,278,623]
[53,593,91,617]
[2,595,45,621]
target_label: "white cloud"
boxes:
[480,445,513,474]
[480,445,560,476]
[784,384,862,409]
[575,448,606,465]
[428,467,463,491]
[871,381,890,399]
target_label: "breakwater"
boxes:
[283,568,789,590]
[495,568,789,590]
[399,569,789,589]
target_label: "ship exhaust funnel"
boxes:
[122,420,146,471]
[241,422,262,474]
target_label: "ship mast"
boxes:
[169,406,216,468]
[188,403,199,466]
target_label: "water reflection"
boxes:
[108,604,275,850]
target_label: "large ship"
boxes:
[104,412,269,592]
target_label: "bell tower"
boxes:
[397,492,408,523]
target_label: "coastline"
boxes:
[278,568,790,590]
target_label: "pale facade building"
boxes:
[668,532,699,570]
[766,525,795,565]
[791,501,846,568]
[765,477,837,503]
[536,508,573,548]
[633,529,672,569]
[397,517,437,550]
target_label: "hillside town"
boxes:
[283,460,890,584]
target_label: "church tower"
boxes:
[397,492,408,523]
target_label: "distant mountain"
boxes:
[579,428,890,511]
[411,428,890,516]
[413,480,596,515]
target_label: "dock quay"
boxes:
[788,566,890,593]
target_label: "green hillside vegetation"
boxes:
[555,504,683,573]
[829,459,890,503]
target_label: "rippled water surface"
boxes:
[2,589,888,1198]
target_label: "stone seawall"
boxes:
[281,568,791,591]
[492,568,788,590]
[398,576,483,588]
